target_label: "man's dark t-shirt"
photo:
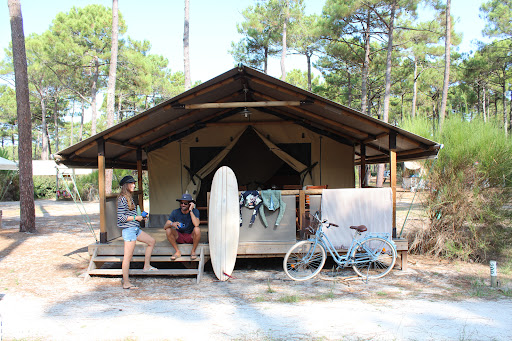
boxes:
[168,208,200,234]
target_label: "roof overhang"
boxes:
[55,65,441,169]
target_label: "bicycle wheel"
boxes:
[283,240,326,281]
[351,237,396,279]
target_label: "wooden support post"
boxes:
[137,148,144,211]
[298,190,305,232]
[98,139,107,243]
[360,143,366,188]
[389,133,397,238]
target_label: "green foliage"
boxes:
[285,69,320,90]
[481,0,512,38]
[33,176,57,199]
[404,118,512,261]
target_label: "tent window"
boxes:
[276,143,311,166]
[189,147,225,174]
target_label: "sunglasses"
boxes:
[180,202,190,205]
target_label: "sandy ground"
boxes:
[1,198,512,341]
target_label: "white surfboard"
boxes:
[209,166,239,281]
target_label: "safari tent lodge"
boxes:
[55,66,441,279]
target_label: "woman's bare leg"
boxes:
[137,230,156,270]
[122,240,136,288]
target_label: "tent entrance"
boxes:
[189,128,311,207]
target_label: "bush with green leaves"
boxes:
[402,117,512,261]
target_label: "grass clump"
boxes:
[278,295,300,303]
[403,118,512,262]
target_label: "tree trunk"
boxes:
[91,56,99,136]
[376,1,396,189]
[11,128,16,159]
[105,0,119,195]
[70,100,74,146]
[509,91,512,131]
[439,0,451,129]
[306,52,312,91]
[347,72,352,107]
[381,0,395,124]
[40,96,48,160]
[503,84,508,135]
[412,58,418,118]
[8,0,35,233]
[53,96,59,152]
[280,0,288,81]
[361,9,371,114]
[183,0,191,90]
[264,46,268,74]
[80,98,84,141]
[118,93,123,122]
[482,85,487,122]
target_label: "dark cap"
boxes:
[119,175,136,186]
[176,193,195,203]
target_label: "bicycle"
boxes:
[283,211,397,281]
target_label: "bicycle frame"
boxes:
[305,219,396,268]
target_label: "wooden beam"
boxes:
[299,190,305,231]
[253,91,368,139]
[363,132,387,144]
[106,139,138,150]
[182,101,301,110]
[142,108,238,149]
[174,76,236,103]
[72,116,150,157]
[130,93,240,144]
[115,148,137,161]
[98,139,107,243]
[249,76,431,151]
[250,76,307,98]
[205,120,293,127]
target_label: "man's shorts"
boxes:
[176,231,193,244]
[122,226,141,242]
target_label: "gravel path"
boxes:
[1,199,511,340]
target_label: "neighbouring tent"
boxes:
[0,157,18,171]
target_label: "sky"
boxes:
[1,0,490,85]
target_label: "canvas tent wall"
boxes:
[148,120,354,215]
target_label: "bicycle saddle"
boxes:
[349,225,367,232]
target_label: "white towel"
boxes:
[320,188,393,249]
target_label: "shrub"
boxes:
[33,176,57,199]
[402,117,512,261]
[0,170,19,201]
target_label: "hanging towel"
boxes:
[239,190,263,227]
[259,189,286,228]
[321,188,393,249]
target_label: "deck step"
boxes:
[93,255,201,262]
[87,246,207,283]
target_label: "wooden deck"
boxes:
[87,227,409,281]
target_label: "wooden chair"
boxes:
[305,185,328,209]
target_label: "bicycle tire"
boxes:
[351,237,396,279]
[283,240,326,281]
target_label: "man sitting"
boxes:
[163,193,201,260]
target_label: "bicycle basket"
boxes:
[299,211,322,239]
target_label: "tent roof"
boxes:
[55,65,441,169]
[0,156,18,171]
